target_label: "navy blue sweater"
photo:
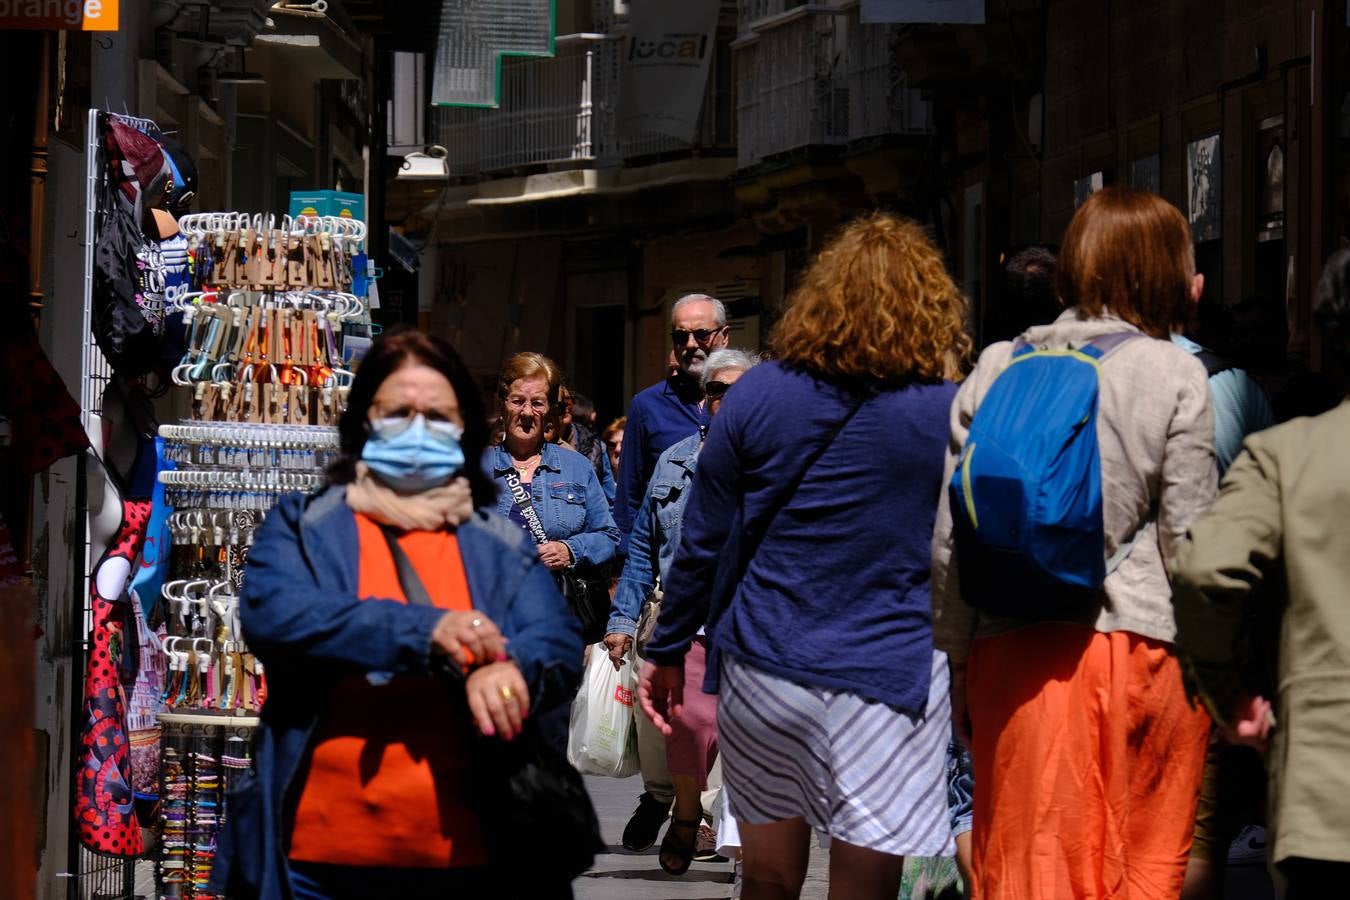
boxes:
[645,362,958,714]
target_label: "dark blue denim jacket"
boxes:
[607,433,700,637]
[208,486,583,900]
[486,441,620,569]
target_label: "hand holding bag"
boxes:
[378,526,604,882]
[566,642,639,778]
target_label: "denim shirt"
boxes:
[607,433,700,637]
[614,375,707,553]
[485,441,620,569]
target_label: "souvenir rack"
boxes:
[156,713,258,899]
[148,210,364,899]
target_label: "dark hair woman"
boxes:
[931,188,1217,898]
[209,328,583,900]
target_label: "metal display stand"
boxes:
[69,106,164,900]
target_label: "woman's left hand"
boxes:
[465,660,531,740]
[537,541,573,571]
[638,662,685,737]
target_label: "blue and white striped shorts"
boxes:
[718,650,955,858]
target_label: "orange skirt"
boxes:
[966,623,1210,900]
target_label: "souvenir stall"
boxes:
[79,109,370,899]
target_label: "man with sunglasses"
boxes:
[613,292,728,851]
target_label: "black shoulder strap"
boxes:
[502,470,551,546]
[1193,348,1235,378]
[378,525,464,682]
[378,525,434,608]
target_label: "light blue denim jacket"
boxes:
[485,441,620,569]
[607,432,700,637]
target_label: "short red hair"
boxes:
[1057,187,1195,338]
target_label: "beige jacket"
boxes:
[931,309,1218,669]
[1171,400,1350,865]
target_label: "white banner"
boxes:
[618,0,720,143]
[861,0,985,24]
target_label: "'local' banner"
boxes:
[0,0,118,30]
[618,0,720,143]
[860,0,985,24]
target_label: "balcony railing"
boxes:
[432,32,730,179]
[734,2,931,169]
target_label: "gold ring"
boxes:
[499,684,514,703]
[471,617,483,628]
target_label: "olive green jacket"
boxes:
[1171,399,1350,866]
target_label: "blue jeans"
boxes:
[287,862,490,900]
[946,734,975,838]
[287,861,575,899]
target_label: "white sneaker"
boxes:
[1226,825,1268,865]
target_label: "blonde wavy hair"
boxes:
[771,212,972,383]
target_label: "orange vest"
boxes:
[288,514,487,868]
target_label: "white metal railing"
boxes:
[735,2,931,168]
[432,43,603,175]
[431,33,728,177]
[480,48,599,170]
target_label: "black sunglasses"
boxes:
[704,380,735,399]
[672,327,725,346]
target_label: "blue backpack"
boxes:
[949,333,1141,618]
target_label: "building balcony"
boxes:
[733,1,932,170]
[433,33,732,181]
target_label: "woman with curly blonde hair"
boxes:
[639,212,971,900]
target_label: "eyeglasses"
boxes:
[704,380,735,399]
[505,396,550,413]
[672,327,725,346]
[368,412,464,440]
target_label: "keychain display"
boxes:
[156,510,266,716]
[168,292,358,426]
[139,208,361,898]
[176,213,365,293]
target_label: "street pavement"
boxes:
[129,772,1276,899]
[576,774,1278,900]
[575,774,831,900]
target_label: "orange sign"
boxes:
[0,0,118,30]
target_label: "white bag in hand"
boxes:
[567,643,640,778]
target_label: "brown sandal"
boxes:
[658,816,700,876]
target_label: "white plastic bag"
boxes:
[566,643,640,777]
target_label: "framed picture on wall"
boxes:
[1130,154,1161,194]
[1187,134,1221,242]
[1073,171,1104,208]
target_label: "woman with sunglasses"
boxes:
[210,329,583,900]
[487,354,620,658]
[604,349,757,877]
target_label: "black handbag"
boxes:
[378,526,603,883]
[502,470,611,644]
[557,568,612,645]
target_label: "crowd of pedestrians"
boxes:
[216,186,1349,900]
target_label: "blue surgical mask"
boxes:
[361,413,466,493]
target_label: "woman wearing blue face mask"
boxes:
[210,329,584,900]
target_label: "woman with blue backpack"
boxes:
[931,187,1218,899]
